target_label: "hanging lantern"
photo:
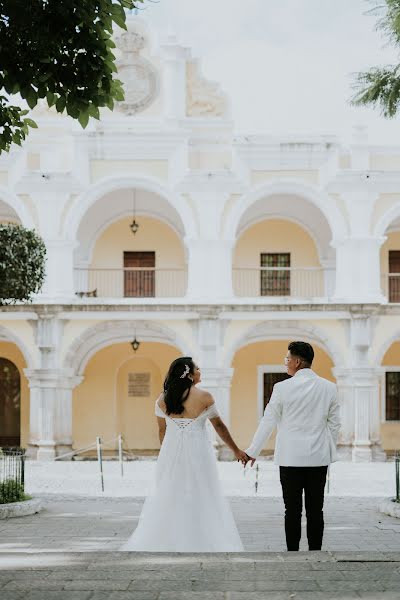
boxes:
[130,188,139,235]
[131,337,140,352]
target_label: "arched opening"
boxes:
[380,340,400,454]
[232,192,335,299]
[0,353,23,448]
[72,341,181,454]
[230,339,335,454]
[0,198,22,225]
[74,187,188,298]
[380,217,400,303]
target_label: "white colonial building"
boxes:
[1,16,400,461]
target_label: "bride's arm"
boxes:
[209,416,247,463]
[157,417,166,445]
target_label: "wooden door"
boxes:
[389,250,400,302]
[0,358,21,447]
[124,251,155,297]
[260,253,291,296]
[263,372,291,411]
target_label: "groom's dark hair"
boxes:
[288,341,314,366]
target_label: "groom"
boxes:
[245,341,340,551]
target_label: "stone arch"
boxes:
[62,175,198,242]
[374,331,400,366]
[0,325,35,370]
[64,320,193,376]
[374,203,400,238]
[223,319,343,369]
[223,179,348,254]
[0,187,35,229]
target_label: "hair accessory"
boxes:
[180,364,190,379]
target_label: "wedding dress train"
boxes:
[120,400,243,552]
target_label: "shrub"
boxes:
[0,479,26,504]
[0,224,46,304]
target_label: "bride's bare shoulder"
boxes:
[156,393,166,411]
[196,388,214,409]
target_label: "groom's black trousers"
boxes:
[279,466,328,551]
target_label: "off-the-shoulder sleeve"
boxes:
[155,398,166,419]
[206,402,220,419]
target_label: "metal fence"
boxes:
[74,268,187,298]
[0,448,25,504]
[233,267,329,298]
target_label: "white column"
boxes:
[333,237,386,303]
[161,35,188,122]
[186,238,234,300]
[40,239,77,299]
[321,258,336,298]
[332,368,354,460]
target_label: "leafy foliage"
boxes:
[353,1,400,117]
[0,0,143,153]
[0,224,47,304]
[0,479,26,504]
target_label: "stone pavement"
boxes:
[1,551,400,599]
[1,496,400,553]
[1,496,400,599]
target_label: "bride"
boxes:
[120,356,247,552]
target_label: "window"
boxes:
[263,372,291,411]
[389,251,400,303]
[260,253,290,296]
[385,371,400,421]
[124,251,155,297]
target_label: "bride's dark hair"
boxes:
[163,357,195,415]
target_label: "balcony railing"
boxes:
[382,273,400,303]
[74,268,187,298]
[233,267,329,298]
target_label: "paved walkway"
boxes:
[1,496,400,553]
[1,551,400,599]
[25,460,398,497]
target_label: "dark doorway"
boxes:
[124,251,155,297]
[263,372,291,411]
[0,358,21,447]
[260,253,291,296]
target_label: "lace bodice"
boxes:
[155,400,219,433]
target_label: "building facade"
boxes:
[1,16,400,461]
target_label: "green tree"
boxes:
[0,0,143,153]
[0,224,46,304]
[353,1,400,117]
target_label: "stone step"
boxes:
[0,552,400,599]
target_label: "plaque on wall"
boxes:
[128,372,151,397]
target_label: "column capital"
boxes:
[24,368,83,389]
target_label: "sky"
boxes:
[140,0,400,145]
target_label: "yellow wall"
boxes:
[91,216,185,268]
[381,341,400,451]
[381,231,400,272]
[0,342,29,447]
[234,219,320,267]
[251,170,319,185]
[73,341,181,450]
[90,160,169,182]
[90,216,186,296]
[230,340,335,451]
[233,219,321,296]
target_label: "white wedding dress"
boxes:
[120,400,243,552]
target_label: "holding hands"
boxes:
[234,449,256,467]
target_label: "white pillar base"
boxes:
[352,444,372,462]
[37,441,57,461]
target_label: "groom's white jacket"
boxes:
[246,369,341,466]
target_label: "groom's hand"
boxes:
[245,453,256,467]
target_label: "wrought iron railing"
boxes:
[0,448,25,504]
[233,267,330,298]
[382,273,400,303]
[74,267,187,298]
